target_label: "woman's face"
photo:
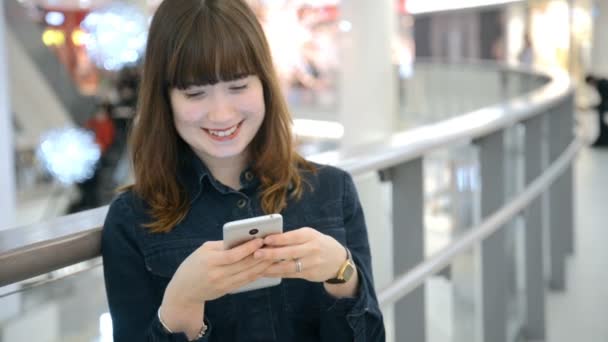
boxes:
[170,75,266,165]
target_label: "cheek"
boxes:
[174,106,202,126]
[170,93,203,126]
[238,88,266,114]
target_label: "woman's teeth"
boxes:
[208,124,238,137]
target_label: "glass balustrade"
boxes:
[0,260,108,342]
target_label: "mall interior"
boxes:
[0,0,607,341]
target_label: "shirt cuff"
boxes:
[319,268,370,316]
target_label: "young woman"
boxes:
[101,0,385,341]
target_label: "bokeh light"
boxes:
[36,127,101,185]
[71,29,89,46]
[42,29,65,47]
[45,11,65,26]
[80,3,148,71]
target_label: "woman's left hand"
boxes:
[253,227,347,282]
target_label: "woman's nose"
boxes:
[207,92,235,123]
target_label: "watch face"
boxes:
[342,263,355,281]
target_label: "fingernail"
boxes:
[264,237,273,245]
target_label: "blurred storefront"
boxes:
[31,0,415,109]
[16,0,597,105]
[523,0,593,80]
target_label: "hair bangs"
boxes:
[167,8,260,89]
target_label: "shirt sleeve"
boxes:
[102,194,213,342]
[318,172,385,342]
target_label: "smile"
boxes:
[203,121,244,141]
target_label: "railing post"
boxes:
[562,95,575,257]
[475,130,507,342]
[523,114,547,339]
[388,158,426,342]
[547,96,575,290]
[451,146,479,342]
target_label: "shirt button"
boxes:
[237,199,248,208]
[245,171,254,181]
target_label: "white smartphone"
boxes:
[223,213,283,293]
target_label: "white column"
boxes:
[338,2,397,342]
[591,0,608,74]
[0,0,21,329]
[0,0,16,231]
[339,0,397,147]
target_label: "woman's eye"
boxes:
[230,84,248,91]
[185,91,205,98]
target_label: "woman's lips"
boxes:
[203,121,244,142]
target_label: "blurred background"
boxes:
[2,0,599,226]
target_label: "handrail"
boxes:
[377,138,582,307]
[0,207,107,287]
[308,63,570,173]
[0,61,574,289]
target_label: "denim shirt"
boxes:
[101,152,385,342]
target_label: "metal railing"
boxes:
[0,61,578,342]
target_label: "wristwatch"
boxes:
[325,246,356,284]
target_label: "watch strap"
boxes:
[324,245,354,284]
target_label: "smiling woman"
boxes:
[101,0,385,341]
[130,0,302,228]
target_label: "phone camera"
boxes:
[249,229,259,235]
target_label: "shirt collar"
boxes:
[181,148,260,196]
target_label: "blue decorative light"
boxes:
[81,3,148,71]
[36,127,101,185]
[45,11,65,26]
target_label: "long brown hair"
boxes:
[128,0,314,233]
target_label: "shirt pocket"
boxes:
[280,225,347,314]
[143,239,236,320]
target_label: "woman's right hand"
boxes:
[160,238,271,333]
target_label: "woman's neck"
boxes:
[197,151,248,190]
